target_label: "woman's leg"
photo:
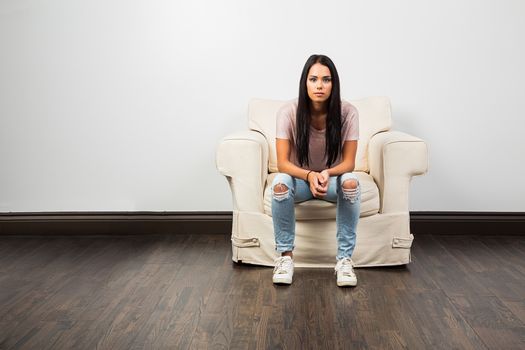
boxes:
[323,174,360,286]
[335,172,361,260]
[271,173,313,255]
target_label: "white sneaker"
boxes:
[335,257,357,287]
[273,256,294,284]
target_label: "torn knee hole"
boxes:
[342,179,358,189]
[273,183,290,201]
[342,179,360,202]
[273,184,289,193]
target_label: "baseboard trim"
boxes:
[0,211,523,236]
[0,211,233,236]
[410,211,525,235]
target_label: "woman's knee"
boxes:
[273,184,290,201]
[340,173,360,202]
[342,179,358,189]
[272,173,294,201]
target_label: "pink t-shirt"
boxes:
[276,99,359,171]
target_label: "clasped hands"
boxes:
[307,169,330,198]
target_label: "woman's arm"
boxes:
[276,138,327,197]
[325,140,358,176]
[276,138,311,180]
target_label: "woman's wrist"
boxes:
[306,170,313,182]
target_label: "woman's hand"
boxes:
[319,170,330,188]
[308,172,327,198]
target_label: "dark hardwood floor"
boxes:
[0,233,524,349]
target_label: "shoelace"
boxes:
[274,257,291,274]
[337,259,355,277]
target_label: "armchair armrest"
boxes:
[368,130,428,214]
[216,130,269,213]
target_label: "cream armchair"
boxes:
[216,97,428,268]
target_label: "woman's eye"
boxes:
[323,78,331,83]
[309,78,317,82]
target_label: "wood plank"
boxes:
[1,233,524,349]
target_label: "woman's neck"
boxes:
[310,101,328,118]
[309,101,327,130]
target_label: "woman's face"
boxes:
[306,63,332,104]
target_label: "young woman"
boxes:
[272,54,361,287]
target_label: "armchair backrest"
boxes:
[248,96,392,173]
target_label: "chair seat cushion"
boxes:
[263,171,380,219]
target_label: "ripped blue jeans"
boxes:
[271,172,361,261]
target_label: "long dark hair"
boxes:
[296,54,342,168]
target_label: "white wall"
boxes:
[1,0,524,212]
